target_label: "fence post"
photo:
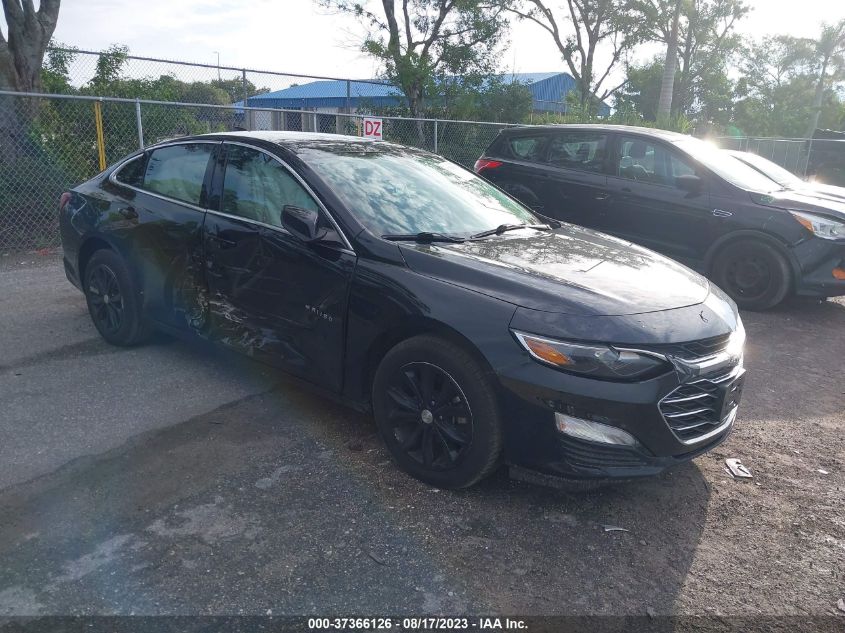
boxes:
[803,137,814,178]
[242,69,250,131]
[135,98,144,149]
[346,80,351,113]
[93,99,106,171]
[433,119,438,154]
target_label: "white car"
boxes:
[725,150,845,202]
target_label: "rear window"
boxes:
[507,135,547,162]
[143,143,215,206]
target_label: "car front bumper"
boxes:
[792,237,845,298]
[495,354,743,480]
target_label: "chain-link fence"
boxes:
[0,90,518,251]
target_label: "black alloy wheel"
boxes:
[87,263,124,334]
[83,249,150,346]
[712,239,791,310]
[384,361,474,471]
[373,335,503,489]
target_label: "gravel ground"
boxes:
[0,255,843,625]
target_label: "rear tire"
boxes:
[83,249,150,346]
[711,239,791,310]
[372,335,502,489]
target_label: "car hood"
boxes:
[795,183,845,203]
[398,225,711,316]
[756,190,845,220]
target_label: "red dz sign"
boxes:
[363,117,383,140]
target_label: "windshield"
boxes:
[299,144,538,237]
[728,151,804,187]
[673,138,785,192]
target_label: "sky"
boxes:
[4,0,844,81]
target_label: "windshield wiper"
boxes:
[470,223,552,240]
[382,232,466,243]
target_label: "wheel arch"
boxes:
[78,235,145,301]
[704,229,800,284]
[363,317,496,407]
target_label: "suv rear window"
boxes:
[507,135,547,161]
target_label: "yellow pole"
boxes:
[93,101,107,171]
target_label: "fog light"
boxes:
[555,413,641,447]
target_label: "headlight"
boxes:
[512,331,669,380]
[790,211,845,240]
[725,318,746,360]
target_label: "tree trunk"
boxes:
[657,0,682,125]
[0,0,62,92]
[804,56,829,139]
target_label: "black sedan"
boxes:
[475,125,845,310]
[60,132,745,488]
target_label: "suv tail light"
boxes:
[473,158,502,174]
[59,192,71,211]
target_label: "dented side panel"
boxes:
[202,210,355,391]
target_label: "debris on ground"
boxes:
[837,598,845,613]
[725,458,753,479]
[602,525,629,533]
[365,549,387,565]
[817,469,829,475]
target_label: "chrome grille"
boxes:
[651,333,731,361]
[659,370,743,442]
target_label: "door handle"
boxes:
[207,225,237,248]
[207,233,236,248]
[594,192,611,201]
[712,209,733,218]
[118,206,138,220]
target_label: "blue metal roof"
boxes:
[235,72,610,115]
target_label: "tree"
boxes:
[0,0,61,91]
[614,57,665,120]
[506,0,645,113]
[656,0,681,123]
[734,34,842,137]
[804,19,845,138]
[633,0,748,119]
[318,0,510,118]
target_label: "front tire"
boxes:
[83,249,149,346]
[372,335,503,489]
[711,239,792,310]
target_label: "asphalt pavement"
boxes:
[0,254,843,620]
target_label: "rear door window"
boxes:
[507,135,548,162]
[545,132,608,173]
[143,143,215,206]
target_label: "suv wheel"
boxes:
[711,239,791,310]
[83,249,150,346]
[372,335,502,489]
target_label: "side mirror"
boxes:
[282,205,326,242]
[676,174,703,194]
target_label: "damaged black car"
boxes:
[59,132,746,489]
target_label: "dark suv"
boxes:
[476,125,845,310]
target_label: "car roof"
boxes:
[160,130,416,155]
[498,124,692,141]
